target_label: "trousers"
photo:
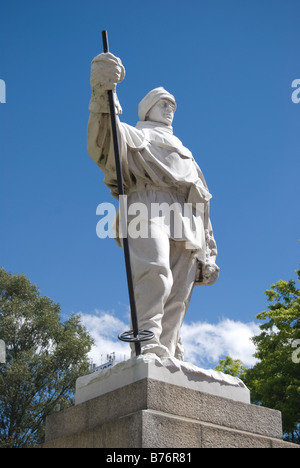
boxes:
[128,220,198,360]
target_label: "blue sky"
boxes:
[1,0,299,367]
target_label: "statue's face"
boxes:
[147,99,175,125]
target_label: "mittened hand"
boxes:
[90,52,125,91]
[202,263,220,285]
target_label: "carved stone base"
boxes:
[39,356,299,448]
[75,354,250,405]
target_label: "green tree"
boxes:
[245,269,300,444]
[215,356,247,380]
[0,268,93,448]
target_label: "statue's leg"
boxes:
[160,241,197,359]
[128,221,173,357]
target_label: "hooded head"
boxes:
[138,87,176,122]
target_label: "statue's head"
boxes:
[138,87,176,125]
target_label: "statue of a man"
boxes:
[0,339,5,364]
[87,52,219,360]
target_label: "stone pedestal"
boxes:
[40,356,299,448]
[75,354,251,405]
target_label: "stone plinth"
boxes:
[75,354,250,405]
[40,356,299,449]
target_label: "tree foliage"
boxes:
[0,268,94,448]
[245,269,300,443]
[215,356,247,380]
[215,269,300,444]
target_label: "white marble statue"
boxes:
[0,339,5,364]
[87,52,219,360]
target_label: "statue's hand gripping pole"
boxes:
[101,31,154,356]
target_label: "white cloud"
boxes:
[80,310,131,365]
[80,311,260,369]
[181,319,260,368]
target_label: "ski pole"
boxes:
[101,30,153,355]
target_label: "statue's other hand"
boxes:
[203,263,220,285]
